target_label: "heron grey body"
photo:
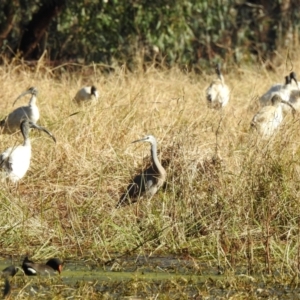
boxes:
[0,119,56,183]
[73,85,99,105]
[117,135,166,208]
[0,87,39,134]
[206,64,230,109]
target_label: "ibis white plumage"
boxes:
[73,86,99,105]
[259,76,290,106]
[0,119,56,183]
[259,72,299,107]
[206,64,230,109]
[251,95,295,138]
[0,87,39,134]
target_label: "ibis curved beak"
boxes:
[289,72,299,89]
[281,100,296,116]
[13,87,37,107]
[29,122,56,143]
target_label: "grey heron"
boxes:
[117,135,166,208]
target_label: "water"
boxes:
[1,256,300,299]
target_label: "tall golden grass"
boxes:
[1,56,300,275]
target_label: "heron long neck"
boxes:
[150,143,165,176]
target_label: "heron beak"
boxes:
[132,137,148,144]
[29,122,56,143]
[13,89,34,107]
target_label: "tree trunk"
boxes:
[0,1,18,48]
[18,0,65,60]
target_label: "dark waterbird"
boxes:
[1,265,20,278]
[22,257,63,276]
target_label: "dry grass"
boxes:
[0,56,300,278]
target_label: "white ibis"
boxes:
[251,94,295,138]
[117,135,166,208]
[206,64,230,109]
[73,85,99,105]
[260,72,299,107]
[0,119,56,183]
[259,76,290,106]
[0,87,39,134]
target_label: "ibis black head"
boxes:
[91,85,98,97]
[20,119,56,143]
[285,75,291,85]
[290,72,297,80]
[290,72,299,88]
[215,63,222,77]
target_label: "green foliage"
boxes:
[0,0,299,67]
